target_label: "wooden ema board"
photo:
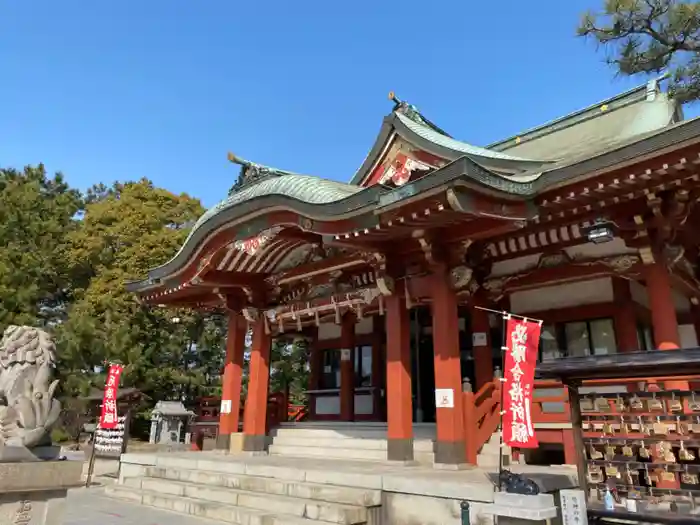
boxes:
[537,348,700,520]
[582,389,700,515]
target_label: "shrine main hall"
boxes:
[128,78,700,466]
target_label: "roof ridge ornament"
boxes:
[387,92,453,138]
[227,152,283,195]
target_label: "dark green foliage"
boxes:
[579,0,700,102]
[0,167,239,437]
[270,337,310,406]
[0,165,82,328]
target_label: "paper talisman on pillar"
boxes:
[340,348,352,362]
[220,399,232,414]
[435,388,454,409]
[472,332,487,347]
[99,364,123,430]
[502,316,542,448]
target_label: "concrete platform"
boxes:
[109,451,577,525]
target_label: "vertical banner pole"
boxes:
[85,431,97,488]
[497,312,508,491]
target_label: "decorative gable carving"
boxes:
[363,138,446,187]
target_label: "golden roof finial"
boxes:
[227,152,251,167]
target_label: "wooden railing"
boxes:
[531,379,570,424]
[463,378,501,464]
[462,378,573,465]
[288,404,308,422]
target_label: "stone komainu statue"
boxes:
[0,326,61,451]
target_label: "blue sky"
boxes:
[0,1,672,208]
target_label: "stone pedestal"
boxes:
[228,432,245,454]
[0,460,83,524]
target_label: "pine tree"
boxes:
[579,0,700,102]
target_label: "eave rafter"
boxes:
[535,149,700,224]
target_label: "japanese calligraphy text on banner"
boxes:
[99,364,123,429]
[503,316,541,448]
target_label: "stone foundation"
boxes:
[0,461,83,525]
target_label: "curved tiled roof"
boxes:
[190,174,360,234]
[396,113,538,163]
[169,174,363,267]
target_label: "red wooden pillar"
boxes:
[645,262,688,390]
[612,278,639,352]
[371,315,385,421]
[340,314,356,421]
[562,429,577,466]
[385,293,413,461]
[430,267,466,465]
[646,263,680,350]
[471,301,493,391]
[242,316,272,452]
[217,312,247,449]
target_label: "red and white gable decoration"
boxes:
[379,154,432,186]
[363,138,447,188]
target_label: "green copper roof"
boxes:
[395,113,539,163]
[181,173,361,252]
[488,78,681,161]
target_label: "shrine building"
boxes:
[127,78,700,467]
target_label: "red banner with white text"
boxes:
[99,364,123,429]
[503,317,541,449]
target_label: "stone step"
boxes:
[269,444,387,462]
[106,484,272,524]
[479,442,501,455]
[476,455,501,468]
[145,466,381,507]
[272,428,390,440]
[272,436,435,453]
[131,476,368,524]
[269,444,434,465]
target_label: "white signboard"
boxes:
[220,399,232,414]
[560,489,588,525]
[435,388,454,409]
[472,332,488,347]
[340,348,352,362]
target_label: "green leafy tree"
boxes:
[579,0,700,102]
[270,337,310,405]
[0,165,82,330]
[56,179,226,434]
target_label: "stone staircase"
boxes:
[268,423,436,465]
[476,431,504,469]
[106,454,381,524]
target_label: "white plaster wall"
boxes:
[674,290,691,313]
[680,324,698,347]
[628,279,690,313]
[629,280,649,308]
[510,278,613,314]
[317,317,374,340]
